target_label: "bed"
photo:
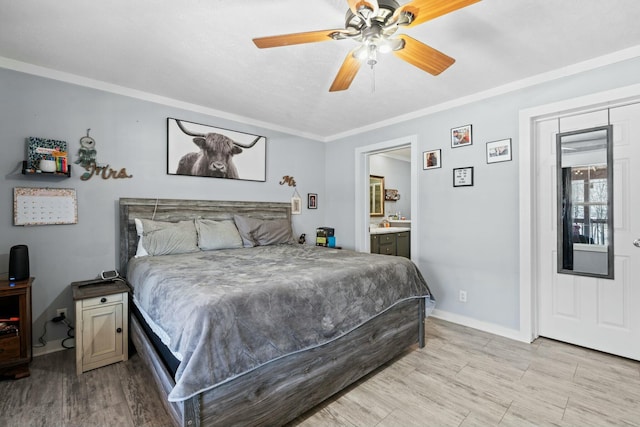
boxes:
[119,197,434,427]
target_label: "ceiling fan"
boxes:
[252,0,481,92]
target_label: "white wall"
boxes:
[324,56,640,333]
[0,68,325,347]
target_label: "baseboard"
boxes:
[431,309,529,343]
[32,339,67,357]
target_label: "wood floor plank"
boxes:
[117,355,174,427]
[562,397,639,427]
[0,350,66,426]
[304,395,380,427]
[500,396,567,427]
[68,401,135,427]
[62,361,127,421]
[511,370,570,411]
[291,405,358,427]
[406,368,509,424]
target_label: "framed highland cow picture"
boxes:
[167,118,266,182]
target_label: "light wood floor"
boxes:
[2,317,639,426]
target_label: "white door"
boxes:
[536,102,640,360]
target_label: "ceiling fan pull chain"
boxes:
[371,66,376,93]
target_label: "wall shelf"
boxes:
[21,161,71,178]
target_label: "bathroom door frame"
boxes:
[354,134,420,260]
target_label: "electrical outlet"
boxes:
[56,308,67,318]
[459,290,467,303]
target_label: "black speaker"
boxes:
[9,245,29,281]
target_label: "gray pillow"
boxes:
[139,219,199,256]
[195,219,243,251]
[233,215,295,247]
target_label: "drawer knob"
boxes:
[100,297,107,303]
[116,327,122,334]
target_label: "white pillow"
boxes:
[134,218,199,256]
[195,219,243,251]
[134,218,149,257]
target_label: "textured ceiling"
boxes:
[1,0,640,141]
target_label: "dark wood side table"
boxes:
[0,277,33,379]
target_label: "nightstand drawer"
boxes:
[81,292,123,308]
[0,336,21,362]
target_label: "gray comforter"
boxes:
[127,244,434,402]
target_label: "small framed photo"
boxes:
[291,196,302,215]
[307,193,317,209]
[451,124,472,148]
[423,149,441,170]
[486,138,512,164]
[453,167,474,187]
[384,189,400,201]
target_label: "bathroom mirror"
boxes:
[370,175,384,217]
[557,125,613,279]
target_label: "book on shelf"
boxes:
[26,136,69,173]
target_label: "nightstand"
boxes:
[0,277,32,379]
[72,280,130,375]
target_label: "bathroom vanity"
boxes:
[370,227,411,258]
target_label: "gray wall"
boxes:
[324,56,640,332]
[0,68,325,346]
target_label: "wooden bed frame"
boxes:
[119,198,426,427]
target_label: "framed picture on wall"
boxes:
[166,117,267,181]
[291,195,302,215]
[423,149,441,169]
[453,167,474,187]
[307,193,317,209]
[451,124,472,148]
[486,138,512,164]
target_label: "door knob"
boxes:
[634,239,640,248]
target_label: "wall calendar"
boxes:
[14,187,78,226]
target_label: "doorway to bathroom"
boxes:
[354,135,419,261]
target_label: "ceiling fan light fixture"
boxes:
[376,37,403,53]
[353,44,369,60]
[377,42,392,54]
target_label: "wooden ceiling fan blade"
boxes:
[329,49,362,92]
[253,29,348,48]
[395,0,481,28]
[393,34,455,75]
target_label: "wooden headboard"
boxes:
[118,198,291,275]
